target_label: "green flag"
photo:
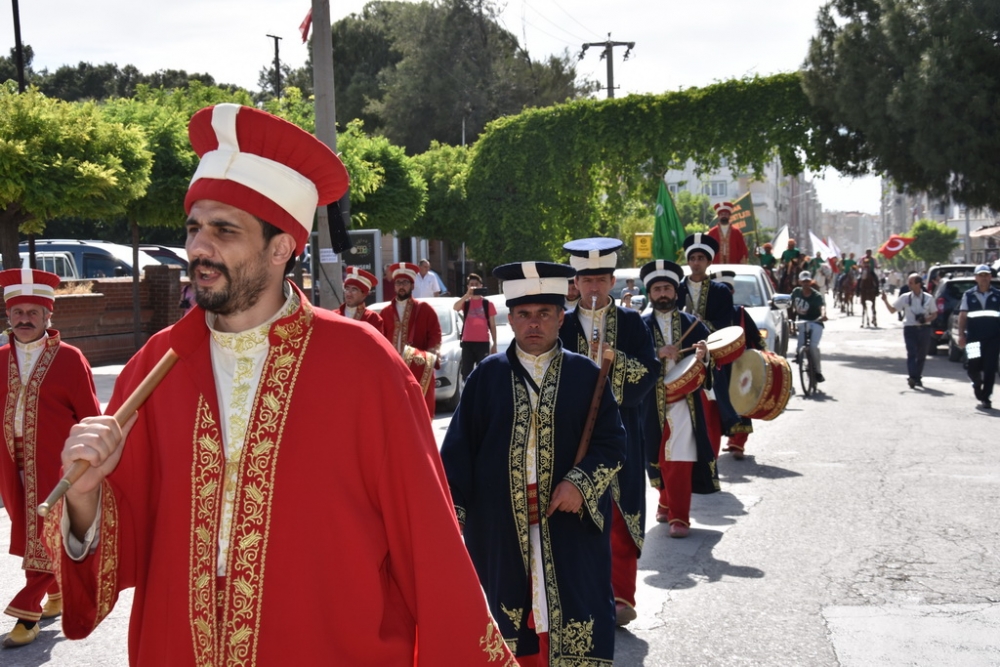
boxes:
[653,182,686,261]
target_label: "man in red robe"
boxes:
[706,201,749,264]
[337,266,383,334]
[49,104,515,667]
[379,263,442,417]
[0,268,100,648]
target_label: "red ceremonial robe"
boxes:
[379,298,442,417]
[0,333,100,584]
[337,302,384,335]
[707,224,749,264]
[45,286,515,667]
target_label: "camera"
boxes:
[915,313,927,324]
[473,287,488,296]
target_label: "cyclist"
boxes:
[790,270,828,382]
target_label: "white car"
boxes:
[371,297,465,411]
[675,264,792,356]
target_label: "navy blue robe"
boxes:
[441,345,627,663]
[558,305,659,552]
[641,310,720,494]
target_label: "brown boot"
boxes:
[41,594,63,619]
[2,621,40,648]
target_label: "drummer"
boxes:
[711,269,769,460]
[640,260,718,538]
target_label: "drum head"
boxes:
[706,325,744,350]
[665,354,699,383]
[729,349,766,415]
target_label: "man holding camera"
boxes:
[882,273,937,389]
[453,273,497,381]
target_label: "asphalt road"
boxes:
[2,299,998,666]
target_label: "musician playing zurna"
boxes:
[52,105,516,666]
[640,260,718,539]
[441,261,626,666]
[557,238,658,627]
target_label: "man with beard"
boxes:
[337,266,383,334]
[558,237,658,627]
[564,278,581,313]
[52,105,515,666]
[706,201,748,264]
[0,269,100,648]
[442,261,626,666]
[379,262,442,417]
[639,260,717,538]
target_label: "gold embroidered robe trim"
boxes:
[402,344,438,394]
[563,462,620,533]
[5,334,61,571]
[188,302,314,667]
[685,280,715,332]
[650,312,702,439]
[573,306,649,406]
[42,479,120,631]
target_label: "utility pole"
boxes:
[265,34,283,99]
[579,33,634,99]
[11,0,35,270]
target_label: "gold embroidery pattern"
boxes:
[189,397,224,666]
[652,316,700,447]
[563,462,621,533]
[96,478,120,623]
[509,375,532,575]
[13,338,60,571]
[500,603,523,630]
[562,617,595,656]
[479,619,517,664]
[3,349,18,462]
[622,510,643,551]
[221,312,312,667]
[624,356,650,385]
[455,505,467,527]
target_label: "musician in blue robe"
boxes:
[441,260,627,666]
[557,238,659,627]
[640,260,720,539]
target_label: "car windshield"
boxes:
[433,304,454,336]
[731,275,766,307]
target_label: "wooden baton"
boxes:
[36,348,179,517]
[574,347,616,465]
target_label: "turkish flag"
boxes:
[877,234,915,259]
[299,8,313,43]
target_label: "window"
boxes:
[702,181,728,197]
[83,253,127,279]
[667,182,680,195]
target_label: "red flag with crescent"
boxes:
[877,234,914,259]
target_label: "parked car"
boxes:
[370,297,465,411]
[19,250,80,279]
[141,245,189,275]
[925,263,977,294]
[942,276,1000,361]
[677,264,792,356]
[19,239,160,279]
[930,275,1000,353]
[612,268,646,311]
[484,294,514,355]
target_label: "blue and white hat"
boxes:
[683,233,719,261]
[640,260,683,289]
[493,262,576,307]
[563,237,621,276]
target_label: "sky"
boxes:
[1,0,881,214]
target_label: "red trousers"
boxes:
[658,462,694,527]
[514,631,550,667]
[727,431,748,452]
[4,569,58,622]
[702,396,722,458]
[610,503,638,608]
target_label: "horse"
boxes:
[814,263,833,293]
[836,270,856,316]
[858,271,880,327]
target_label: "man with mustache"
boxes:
[706,201,748,264]
[52,105,515,666]
[639,260,716,538]
[0,268,100,648]
[379,262,442,417]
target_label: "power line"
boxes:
[579,34,635,99]
[521,3,590,44]
[541,0,603,40]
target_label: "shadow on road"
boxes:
[612,628,649,666]
[5,619,67,667]
[641,525,765,590]
[717,456,803,486]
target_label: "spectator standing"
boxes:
[957,265,1000,410]
[882,273,938,389]
[453,273,497,381]
[413,259,442,298]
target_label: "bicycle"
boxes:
[792,319,821,397]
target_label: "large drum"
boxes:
[705,326,746,366]
[729,349,792,420]
[664,354,706,404]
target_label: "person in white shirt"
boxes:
[412,259,442,298]
[882,273,938,389]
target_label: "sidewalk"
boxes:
[92,364,125,409]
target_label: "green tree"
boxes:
[675,190,713,229]
[902,219,960,265]
[0,84,152,269]
[802,0,1000,209]
[0,45,37,87]
[410,141,471,243]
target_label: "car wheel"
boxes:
[948,338,963,362]
[439,372,464,412]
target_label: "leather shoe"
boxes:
[41,595,62,619]
[816,373,826,383]
[655,506,669,523]
[668,523,690,538]
[979,399,992,410]
[2,622,40,648]
[907,378,915,389]
[615,602,637,626]
[974,384,983,401]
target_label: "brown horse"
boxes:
[836,270,856,316]
[858,271,880,327]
